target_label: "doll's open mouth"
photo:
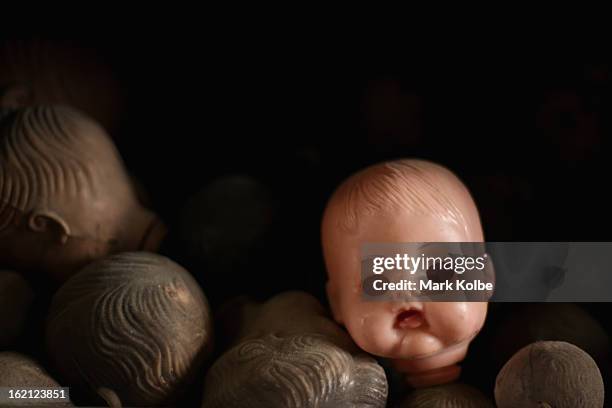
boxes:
[395,309,424,329]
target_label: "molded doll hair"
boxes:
[46,252,213,407]
[0,105,122,233]
[328,159,481,236]
[399,383,494,407]
[202,333,388,408]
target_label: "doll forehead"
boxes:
[327,162,477,235]
[323,165,484,245]
[343,211,470,242]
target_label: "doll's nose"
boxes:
[392,301,423,312]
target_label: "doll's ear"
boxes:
[326,280,344,324]
[0,83,33,109]
[28,210,71,245]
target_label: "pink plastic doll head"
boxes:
[322,159,490,387]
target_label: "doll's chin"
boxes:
[392,342,469,373]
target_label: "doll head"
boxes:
[0,106,166,280]
[495,341,604,408]
[322,159,489,386]
[46,252,213,407]
[202,334,387,408]
[399,383,494,407]
[219,291,358,352]
[204,291,388,407]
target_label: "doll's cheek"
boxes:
[424,303,487,341]
[343,310,397,355]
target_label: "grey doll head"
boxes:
[495,341,604,408]
[0,106,165,280]
[219,291,358,352]
[46,252,213,407]
[207,291,389,407]
[202,333,387,408]
[399,383,494,408]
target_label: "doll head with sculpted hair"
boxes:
[203,291,388,408]
[322,159,489,387]
[0,106,166,280]
[202,334,387,408]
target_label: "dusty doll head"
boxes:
[202,334,387,408]
[0,106,166,280]
[495,341,604,408]
[219,291,358,352]
[46,252,213,407]
[204,291,387,408]
[399,383,494,408]
[322,159,490,387]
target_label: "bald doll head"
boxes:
[322,159,489,387]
